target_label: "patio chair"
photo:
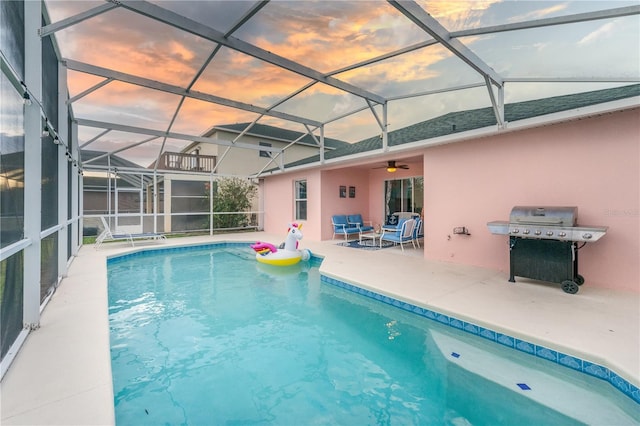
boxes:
[379,218,416,251]
[413,218,424,248]
[95,216,166,249]
[331,214,362,240]
[347,214,374,233]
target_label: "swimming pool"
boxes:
[107,243,639,425]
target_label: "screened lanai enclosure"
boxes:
[81,150,262,237]
[1,0,639,376]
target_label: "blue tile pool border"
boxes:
[320,274,640,405]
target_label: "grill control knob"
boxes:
[534,230,542,235]
[511,229,519,234]
[583,233,592,240]
[523,229,530,235]
[546,231,554,236]
[558,232,566,237]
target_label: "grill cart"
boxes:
[487,206,607,294]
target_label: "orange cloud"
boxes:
[243,2,428,73]
[56,7,211,87]
[60,1,467,137]
[509,3,568,22]
[190,49,312,106]
[172,98,260,135]
[417,0,500,30]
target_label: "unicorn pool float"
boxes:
[250,223,311,266]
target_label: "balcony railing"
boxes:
[156,151,216,172]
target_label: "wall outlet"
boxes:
[453,227,470,235]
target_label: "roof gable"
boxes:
[211,123,350,150]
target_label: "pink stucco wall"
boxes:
[262,169,323,240]
[423,109,639,291]
[320,169,371,240]
[261,108,639,292]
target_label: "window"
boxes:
[259,141,272,158]
[171,180,208,213]
[294,180,307,221]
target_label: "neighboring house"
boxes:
[146,123,350,232]
[83,150,212,234]
[258,84,640,293]
[154,122,350,176]
[84,121,350,234]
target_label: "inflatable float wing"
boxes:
[250,241,278,255]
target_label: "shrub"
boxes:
[210,177,257,229]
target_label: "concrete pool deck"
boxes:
[1,232,638,424]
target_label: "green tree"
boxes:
[210,177,257,229]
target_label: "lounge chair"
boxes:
[347,214,374,233]
[380,218,416,251]
[331,214,362,240]
[95,216,166,249]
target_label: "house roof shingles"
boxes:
[81,150,144,169]
[212,122,351,150]
[280,84,640,169]
[81,150,152,187]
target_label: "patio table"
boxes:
[359,232,382,246]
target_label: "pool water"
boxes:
[108,245,638,425]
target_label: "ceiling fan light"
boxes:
[386,166,397,172]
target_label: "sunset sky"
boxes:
[43,0,640,167]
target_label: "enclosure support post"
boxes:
[319,125,325,164]
[57,62,69,277]
[71,121,80,254]
[163,179,172,233]
[107,156,112,228]
[382,103,388,152]
[23,0,43,329]
[153,171,158,233]
[209,174,214,236]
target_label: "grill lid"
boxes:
[510,206,577,227]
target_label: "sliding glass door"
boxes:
[384,177,424,217]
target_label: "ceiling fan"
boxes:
[374,160,409,172]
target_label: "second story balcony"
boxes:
[155,151,217,173]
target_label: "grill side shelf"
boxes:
[570,225,608,242]
[487,221,509,235]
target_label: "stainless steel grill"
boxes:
[487,206,608,294]
[487,206,607,242]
